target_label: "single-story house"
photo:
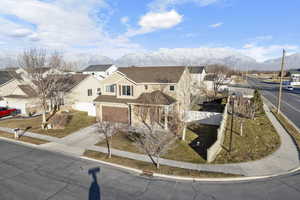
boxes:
[82,64,118,80]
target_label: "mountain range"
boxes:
[1,48,299,71]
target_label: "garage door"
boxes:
[102,106,128,123]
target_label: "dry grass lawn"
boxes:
[214,113,281,163]
[83,150,240,178]
[0,131,49,145]
[0,111,96,138]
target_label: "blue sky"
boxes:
[0,0,299,61]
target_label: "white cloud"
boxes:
[126,10,183,37]
[0,0,143,58]
[209,22,223,28]
[10,28,33,38]
[238,44,299,62]
[149,0,219,11]
[121,16,129,24]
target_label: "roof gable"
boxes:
[0,71,14,85]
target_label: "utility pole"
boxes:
[277,49,286,114]
[229,96,234,153]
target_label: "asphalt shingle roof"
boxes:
[118,66,186,83]
[189,66,205,74]
[83,64,113,72]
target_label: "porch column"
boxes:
[164,106,168,130]
[182,124,187,141]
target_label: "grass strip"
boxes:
[0,131,49,145]
[83,150,241,178]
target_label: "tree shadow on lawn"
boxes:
[188,124,219,160]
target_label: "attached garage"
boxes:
[73,102,96,116]
[102,106,129,123]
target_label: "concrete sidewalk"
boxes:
[87,104,300,177]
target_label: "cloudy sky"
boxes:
[0,0,299,62]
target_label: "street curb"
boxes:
[0,137,40,148]
[81,156,300,182]
[262,96,300,134]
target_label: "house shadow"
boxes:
[88,167,101,200]
[188,124,219,160]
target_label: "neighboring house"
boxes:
[61,74,102,116]
[189,66,206,83]
[0,71,25,107]
[94,66,191,129]
[3,84,39,115]
[82,64,118,80]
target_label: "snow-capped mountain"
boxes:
[115,48,257,70]
[262,53,300,70]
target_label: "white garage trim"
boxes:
[73,102,96,116]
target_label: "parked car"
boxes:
[285,86,294,91]
[0,107,17,118]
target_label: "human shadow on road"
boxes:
[88,167,101,200]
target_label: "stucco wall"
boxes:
[64,76,102,105]
[0,79,23,97]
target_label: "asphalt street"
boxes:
[247,77,300,130]
[1,140,300,200]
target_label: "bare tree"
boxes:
[97,121,128,158]
[18,48,67,128]
[129,128,174,169]
[207,64,230,97]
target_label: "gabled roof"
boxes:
[18,85,38,97]
[118,66,186,83]
[62,74,90,92]
[4,84,37,99]
[83,64,114,72]
[94,91,176,105]
[134,90,176,105]
[189,66,205,74]
[0,71,14,85]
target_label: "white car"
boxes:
[285,86,294,91]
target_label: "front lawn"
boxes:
[0,111,96,138]
[83,150,240,178]
[214,113,281,163]
[0,131,49,145]
[96,124,217,164]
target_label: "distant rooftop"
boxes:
[189,66,205,74]
[82,64,114,72]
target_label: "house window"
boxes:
[88,89,93,96]
[97,88,101,95]
[122,85,133,96]
[105,84,115,93]
[145,85,148,90]
[170,85,175,91]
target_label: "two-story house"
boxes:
[82,64,118,80]
[94,66,191,129]
[189,66,206,84]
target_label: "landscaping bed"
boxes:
[83,150,240,178]
[0,111,96,138]
[214,113,281,163]
[0,131,49,145]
